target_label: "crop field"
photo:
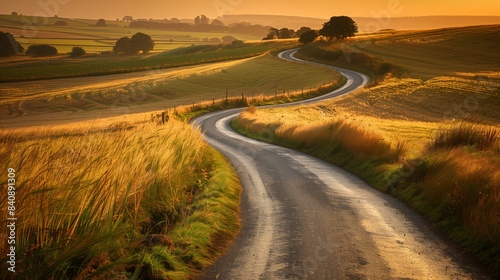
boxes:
[0,116,241,279]
[233,25,500,271]
[0,53,339,127]
[0,14,261,54]
[0,42,285,82]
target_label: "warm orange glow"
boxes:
[1,0,499,20]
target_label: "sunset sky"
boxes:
[1,0,499,20]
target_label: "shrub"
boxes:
[26,44,57,57]
[70,46,86,57]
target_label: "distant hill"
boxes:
[219,14,325,30]
[219,14,500,31]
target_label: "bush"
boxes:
[70,47,86,57]
[26,44,57,57]
[54,20,67,26]
[0,31,23,57]
[377,62,394,75]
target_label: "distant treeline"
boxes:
[129,20,272,36]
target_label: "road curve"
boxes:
[193,50,488,279]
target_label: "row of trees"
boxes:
[262,26,314,40]
[129,20,270,36]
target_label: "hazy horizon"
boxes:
[1,0,499,21]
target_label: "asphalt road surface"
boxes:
[192,50,489,279]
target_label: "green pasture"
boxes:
[0,42,289,82]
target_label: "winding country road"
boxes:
[193,50,489,279]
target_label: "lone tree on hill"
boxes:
[319,16,358,40]
[0,32,24,57]
[299,30,319,44]
[26,44,57,57]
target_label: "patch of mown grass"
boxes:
[0,119,240,279]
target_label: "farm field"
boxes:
[0,43,282,82]
[0,116,241,279]
[0,14,261,54]
[0,52,339,127]
[233,25,500,272]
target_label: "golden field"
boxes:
[233,25,500,273]
[0,117,240,279]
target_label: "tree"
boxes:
[0,32,23,57]
[70,47,86,57]
[210,37,222,44]
[54,20,67,26]
[299,30,318,44]
[211,19,224,26]
[122,15,133,22]
[112,33,154,54]
[221,35,238,44]
[11,12,18,16]
[295,26,312,38]
[96,18,106,27]
[200,15,210,25]
[26,44,58,57]
[278,28,294,39]
[129,32,154,53]
[319,16,358,40]
[195,15,210,25]
[262,28,278,40]
[113,36,131,53]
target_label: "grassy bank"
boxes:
[0,118,240,279]
[0,13,261,54]
[232,108,499,274]
[231,25,500,275]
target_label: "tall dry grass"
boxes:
[236,107,401,160]
[429,121,499,151]
[235,107,500,271]
[414,148,499,242]
[0,118,239,279]
[415,122,500,242]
